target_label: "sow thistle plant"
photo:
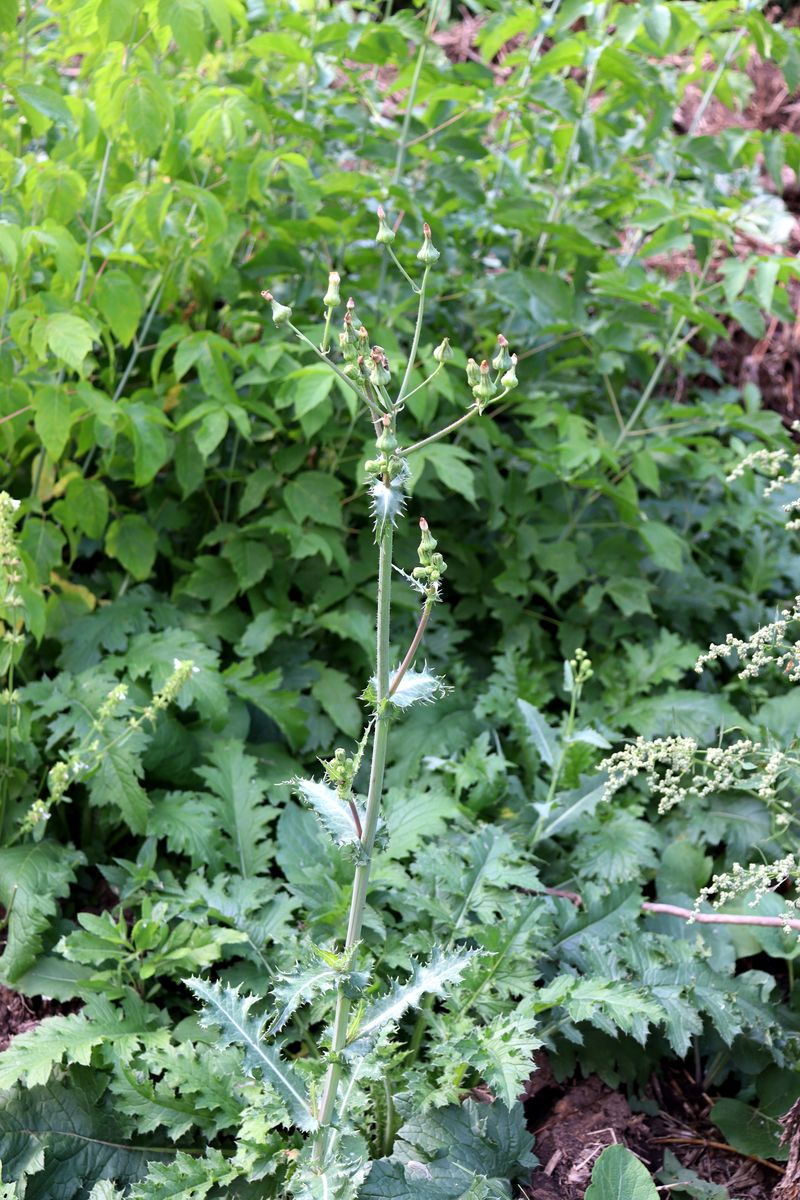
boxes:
[178,216,525,1196]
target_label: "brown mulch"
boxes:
[0,983,75,1052]
[521,1055,778,1200]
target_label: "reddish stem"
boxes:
[389,602,432,697]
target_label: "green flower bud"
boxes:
[261,290,292,326]
[418,516,437,562]
[491,333,512,373]
[323,271,341,308]
[369,346,391,388]
[342,311,358,346]
[433,337,452,364]
[472,359,495,407]
[376,205,395,245]
[416,221,440,265]
[466,358,481,387]
[376,415,396,452]
[357,325,370,355]
[501,353,518,391]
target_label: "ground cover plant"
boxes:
[2,0,800,1195]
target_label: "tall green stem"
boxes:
[314,525,394,1156]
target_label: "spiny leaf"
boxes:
[386,666,449,709]
[352,947,477,1047]
[370,467,408,541]
[186,977,314,1130]
[292,778,363,847]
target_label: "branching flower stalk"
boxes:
[261,213,519,1172]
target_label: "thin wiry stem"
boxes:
[402,390,510,457]
[396,266,430,404]
[493,0,562,191]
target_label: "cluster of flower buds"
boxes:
[411,518,447,598]
[569,647,593,688]
[334,298,392,396]
[364,415,404,484]
[324,747,357,797]
[466,335,518,412]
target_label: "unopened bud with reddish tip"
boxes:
[492,333,513,373]
[472,359,495,407]
[416,221,440,265]
[323,271,341,308]
[376,205,396,245]
[346,297,356,312]
[419,517,428,531]
[262,289,292,326]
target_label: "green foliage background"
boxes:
[1,0,800,1195]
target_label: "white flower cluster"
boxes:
[698,854,797,926]
[602,736,789,813]
[726,434,800,530]
[695,598,800,680]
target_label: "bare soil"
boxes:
[521,1055,780,1199]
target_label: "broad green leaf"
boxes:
[710,1098,786,1161]
[124,75,169,154]
[284,471,343,527]
[106,515,158,580]
[0,1079,170,1199]
[0,843,84,984]
[33,385,72,459]
[360,1100,535,1198]
[585,1145,658,1200]
[96,271,143,347]
[312,666,362,737]
[44,314,94,371]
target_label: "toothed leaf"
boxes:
[186,978,314,1130]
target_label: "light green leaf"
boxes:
[45,314,94,371]
[96,271,143,347]
[585,1145,658,1200]
[33,385,72,459]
